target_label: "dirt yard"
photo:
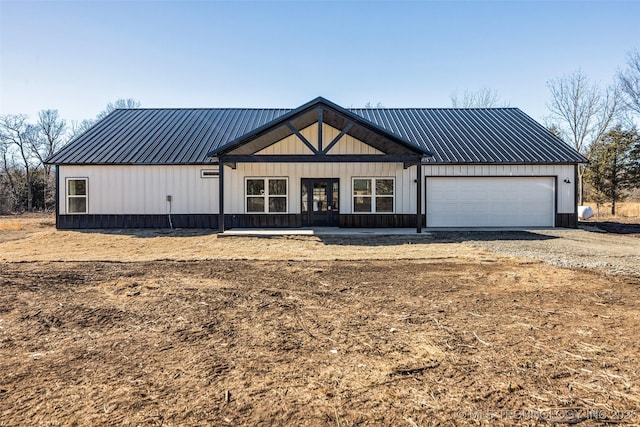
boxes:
[1,216,639,426]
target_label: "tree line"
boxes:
[0,99,140,214]
[448,51,640,215]
[2,50,640,215]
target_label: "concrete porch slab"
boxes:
[219,228,431,237]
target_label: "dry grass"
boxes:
[585,201,640,218]
[0,215,477,263]
[0,220,23,231]
[1,213,640,425]
[1,259,639,426]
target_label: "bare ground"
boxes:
[1,216,639,426]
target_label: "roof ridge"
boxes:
[111,107,521,112]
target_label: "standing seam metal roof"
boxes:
[47,105,587,165]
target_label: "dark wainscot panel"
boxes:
[555,213,577,228]
[339,214,418,228]
[57,214,217,229]
[224,214,301,228]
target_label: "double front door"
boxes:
[301,178,339,226]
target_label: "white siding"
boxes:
[225,162,416,214]
[255,123,384,155]
[59,163,575,219]
[422,164,575,214]
[323,124,384,155]
[58,165,219,215]
[256,135,315,155]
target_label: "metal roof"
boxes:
[47,100,587,165]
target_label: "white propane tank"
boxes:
[578,206,593,220]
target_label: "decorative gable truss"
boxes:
[208,97,431,168]
[255,122,385,156]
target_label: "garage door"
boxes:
[426,177,555,227]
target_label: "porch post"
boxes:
[416,161,422,234]
[218,160,225,233]
[55,165,60,229]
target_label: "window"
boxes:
[200,168,219,178]
[353,178,394,213]
[246,178,288,213]
[67,178,88,214]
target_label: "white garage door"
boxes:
[426,177,555,227]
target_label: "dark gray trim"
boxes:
[55,165,60,228]
[218,163,225,233]
[52,162,220,166]
[221,154,421,163]
[554,176,558,227]
[317,108,323,152]
[424,162,585,166]
[416,162,422,233]
[574,164,578,221]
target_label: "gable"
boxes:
[255,123,385,156]
[213,97,428,158]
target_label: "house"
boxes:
[47,97,587,232]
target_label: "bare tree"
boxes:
[32,110,67,210]
[617,49,640,115]
[33,110,66,171]
[69,118,96,141]
[70,98,141,141]
[451,88,508,108]
[96,98,141,120]
[547,70,621,204]
[364,101,385,108]
[0,115,40,210]
[0,139,19,213]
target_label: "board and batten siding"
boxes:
[256,123,385,155]
[422,164,576,214]
[225,162,417,214]
[58,165,218,215]
[59,163,575,217]
[58,163,417,215]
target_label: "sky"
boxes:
[0,0,638,125]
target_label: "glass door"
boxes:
[301,178,339,226]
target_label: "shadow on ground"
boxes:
[316,231,558,246]
[74,228,218,238]
[71,228,560,245]
[580,221,640,236]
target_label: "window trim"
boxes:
[245,177,289,214]
[66,177,88,214]
[352,177,395,214]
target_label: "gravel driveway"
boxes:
[434,228,640,277]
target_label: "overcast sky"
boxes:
[1,1,638,124]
